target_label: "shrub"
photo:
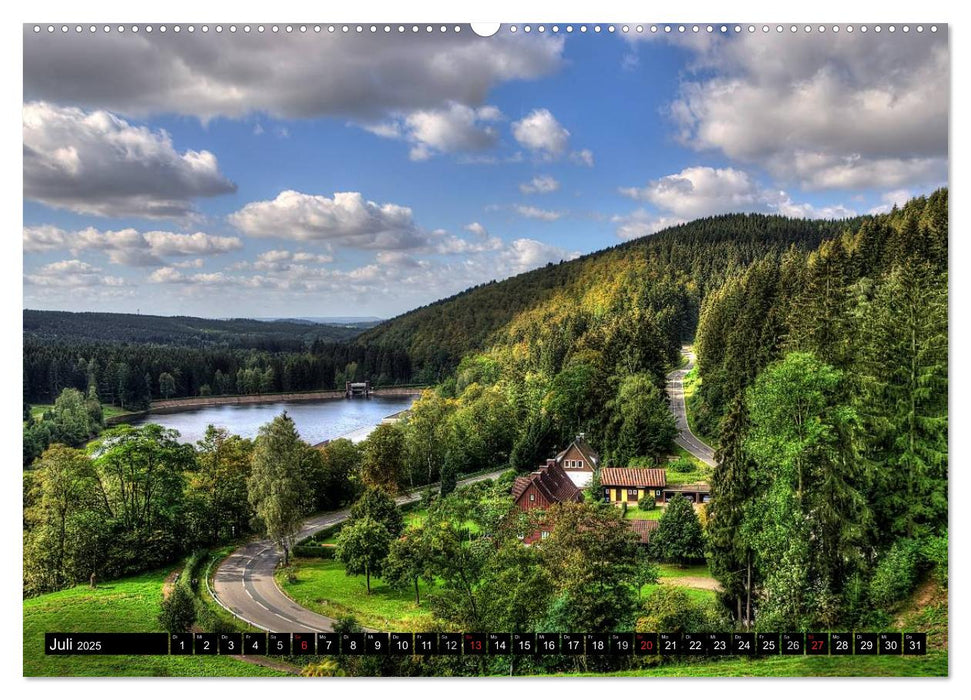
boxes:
[920,534,948,587]
[638,587,727,634]
[158,583,196,632]
[670,458,694,473]
[869,539,920,609]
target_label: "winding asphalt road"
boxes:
[213,350,716,632]
[212,469,507,632]
[665,346,717,467]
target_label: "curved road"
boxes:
[665,346,716,467]
[214,350,715,632]
[213,470,507,632]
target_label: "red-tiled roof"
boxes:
[512,461,583,505]
[600,467,667,488]
[629,519,659,544]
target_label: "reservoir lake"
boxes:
[128,395,416,445]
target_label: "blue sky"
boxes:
[22,24,948,318]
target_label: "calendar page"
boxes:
[21,17,948,681]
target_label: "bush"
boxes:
[637,499,656,512]
[158,583,196,632]
[638,587,728,634]
[293,543,337,559]
[869,539,920,609]
[670,458,694,474]
[920,534,948,587]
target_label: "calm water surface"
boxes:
[129,396,415,445]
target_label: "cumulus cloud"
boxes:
[519,175,560,195]
[620,166,857,221]
[569,149,595,167]
[24,259,127,288]
[465,222,488,237]
[228,190,425,249]
[665,30,948,190]
[513,205,564,221]
[24,29,564,122]
[499,238,579,273]
[23,102,236,218]
[23,225,242,266]
[611,210,687,240]
[512,109,570,158]
[614,166,858,240]
[364,103,503,160]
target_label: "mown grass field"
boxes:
[279,559,438,631]
[624,507,663,520]
[23,569,286,677]
[565,652,947,677]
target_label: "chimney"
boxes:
[577,432,585,440]
[546,459,556,468]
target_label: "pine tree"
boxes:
[706,397,755,626]
[650,493,705,566]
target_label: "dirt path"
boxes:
[662,575,723,592]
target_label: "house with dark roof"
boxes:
[511,459,584,544]
[554,433,600,487]
[512,459,584,512]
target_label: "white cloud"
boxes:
[665,31,948,191]
[465,222,488,237]
[365,103,503,161]
[621,167,769,219]
[499,238,579,273]
[868,189,915,215]
[24,30,564,122]
[228,190,424,249]
[512,109,570,158]
[25,259,127,288]
[513,205,564,221]
[569,149,595,167]
[611,210,687,240]
[23,102,236,218]
[23,225,242,266]
[614,165,858,240]
[519,175,560,195]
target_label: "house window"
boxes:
[529,494,535,502]
[627,489,639,499]
[578,460,583,468]
[604,488,610,497]
[541,531,550,539]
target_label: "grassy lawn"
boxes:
[656,563,712,579]
[560,652,947,677]
[624,508,663,520]
[23,569,285,677]
[279,558,439,631]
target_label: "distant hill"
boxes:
[258,316,383,328]
[23,310,365,350]
[357,213,861,378]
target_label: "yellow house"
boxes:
[599,468,667,506]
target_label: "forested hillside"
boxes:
[359,214,857,381]
[24,310,366,348]
[698,189,948,629]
